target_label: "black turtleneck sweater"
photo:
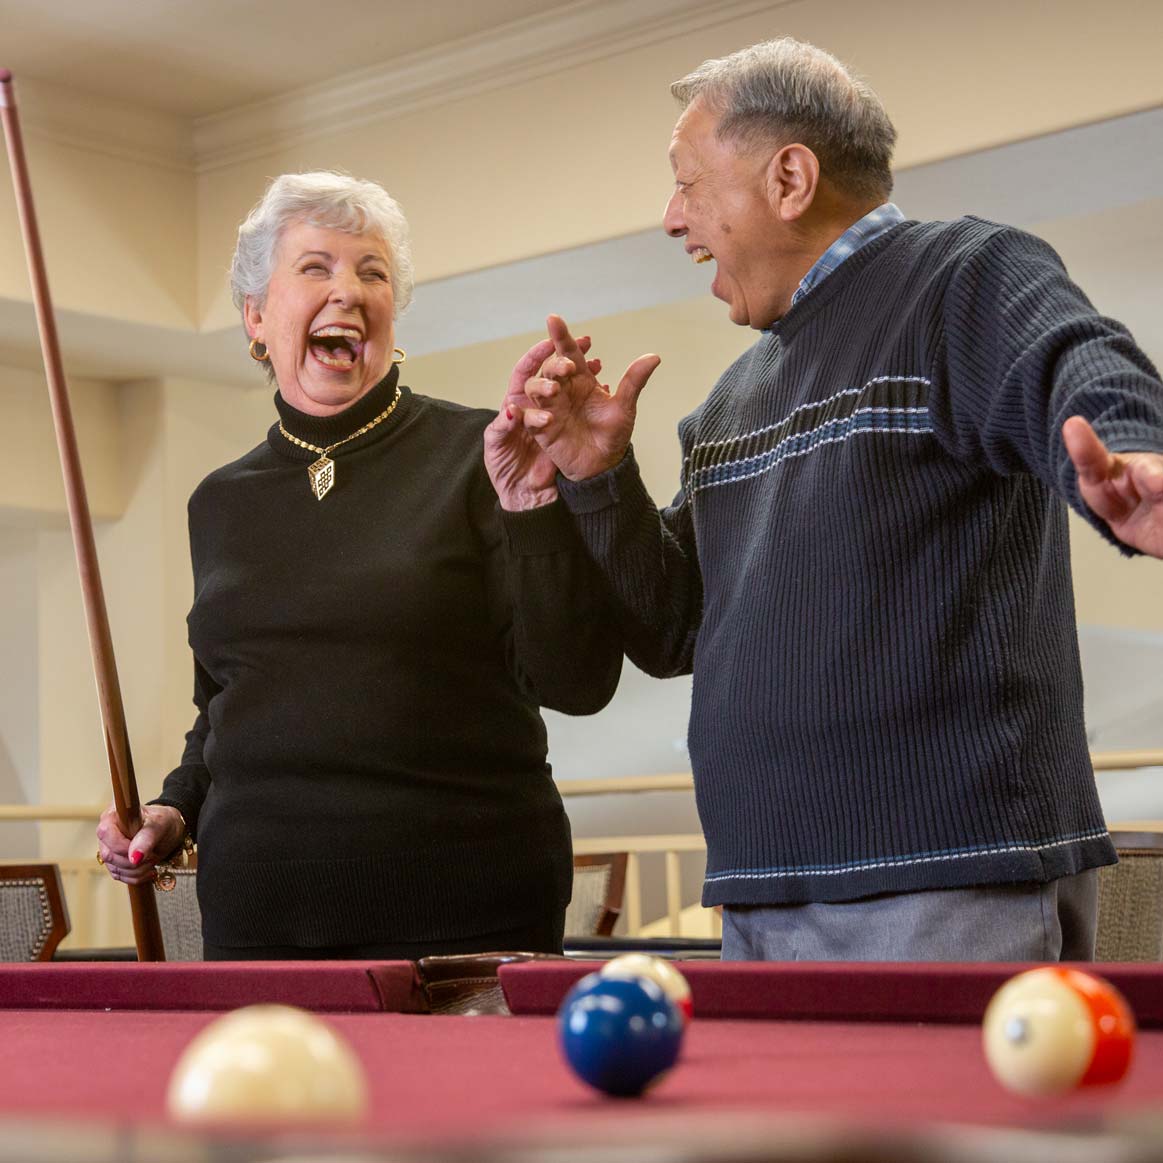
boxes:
[154,367,622,949]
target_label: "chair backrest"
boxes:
[155,855,203,962]
[566,853,628,937]
[0,864,70,961]
[1096,831,1163,962]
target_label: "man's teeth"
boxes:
[692,248,713,264]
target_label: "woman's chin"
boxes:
[279,367,380,415]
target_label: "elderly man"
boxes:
[484,37,1163,961]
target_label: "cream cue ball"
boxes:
[982,967,1135,1097]
[599,953,694,1021]
[166,1004,369,1125]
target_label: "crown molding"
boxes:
[192,0,785,172]
[13,76,194,173]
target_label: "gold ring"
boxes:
[96,851,105,866]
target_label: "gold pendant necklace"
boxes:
[278,387,402,500]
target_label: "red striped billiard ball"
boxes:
[982,967,1135,1097]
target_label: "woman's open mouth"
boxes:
[309,325,364,370]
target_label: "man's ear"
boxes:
[765,143,820,222]
[243,295,263,340]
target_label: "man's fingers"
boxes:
[522,409,552,431]
[1063,415,1114,486]
[1130,455,1163,499]
[615,354,662,410]
[547,313,588,365]
[525,377,560,404]
[509,338,555,393]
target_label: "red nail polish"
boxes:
[505,406,513,420]
[130,851,143,866]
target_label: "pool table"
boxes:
[1,959,1161,1161]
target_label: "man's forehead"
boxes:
[669,98,720,156]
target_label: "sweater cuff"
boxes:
[150,767,208,841]
[499,497,576,556]
[557,447,639,515]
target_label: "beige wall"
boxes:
[0,366,124,520]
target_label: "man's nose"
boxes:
[663,189,686,237]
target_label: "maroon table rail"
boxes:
[500,961,1163,1025]
[0,961,425,1013]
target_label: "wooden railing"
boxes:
[3,750,1161,948]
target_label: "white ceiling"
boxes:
[0,0,578,117]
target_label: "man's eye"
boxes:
[301,263,328,275]
[363,270,389,281]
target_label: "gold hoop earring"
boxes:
[249,338,269,363]
[392,347,407,364]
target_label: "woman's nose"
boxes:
[329,269,363,304]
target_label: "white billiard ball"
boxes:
[166,1004,368,1125]
[599,953,693,1021]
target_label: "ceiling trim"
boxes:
[13,77,194,173]
[192,0,786,172]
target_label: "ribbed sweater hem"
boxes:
[701,832,1117,906]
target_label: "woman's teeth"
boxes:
[309,325,362,369]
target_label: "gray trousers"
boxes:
[721,871,1098,962]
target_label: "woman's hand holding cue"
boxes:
[96,803,186,886]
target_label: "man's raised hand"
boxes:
[522,315,661,481]
[1063,415,1163,558]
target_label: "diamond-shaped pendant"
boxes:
[308,455,335,500]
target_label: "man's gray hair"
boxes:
[671,38,896,200]
[230,171,414,315]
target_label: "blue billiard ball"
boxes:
[557,972,684,1097]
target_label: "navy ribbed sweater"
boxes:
[560,217,1163,906]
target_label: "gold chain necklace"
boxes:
[278,386,402,500]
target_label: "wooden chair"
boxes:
[566,853,628,938]
[154,854,203,962]
[1096,831,1163,962]
[0,864,70,961]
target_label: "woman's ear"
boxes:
[243,295,262,340]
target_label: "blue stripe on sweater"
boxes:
[688,407,933,495]
[705,827,1111,882]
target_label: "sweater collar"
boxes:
[269,365,411,459]
[766,217,912,342]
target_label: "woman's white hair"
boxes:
[230,171,414,316]
[672,38,896,201]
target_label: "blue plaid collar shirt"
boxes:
[789,201,906,310]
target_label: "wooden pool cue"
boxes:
[0,69,165,960]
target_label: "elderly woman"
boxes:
[95,171,621,959]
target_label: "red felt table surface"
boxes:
[2,1006,1162,1145]
[3,961,1163,1159]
